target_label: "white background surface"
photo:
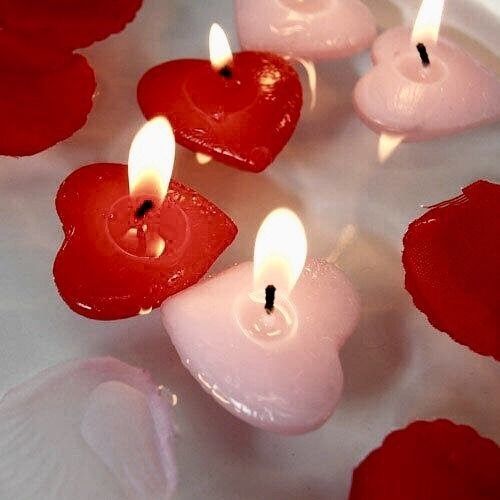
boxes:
[0,1,499,499]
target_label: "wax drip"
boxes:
[265,285,276,314]
[135,199,154,219]
[219,65,233,79]
[416,43,430,67]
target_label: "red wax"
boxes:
[137,52,303,173]
[403,180,500,360]
[350,419,500,500]
[0,0,143,50]
[53,163,237,320]
[0,31,95,156]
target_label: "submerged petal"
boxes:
[0,358,176,500]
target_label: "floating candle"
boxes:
[403,180,500,361]
[137,24,303,173]
[53,118,237,320]
[236,0,377,60]
[353,0,500,141]
[161,208,360,434]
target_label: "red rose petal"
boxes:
[403,180,500,360]
[0,0,143,50]
[0,31,95,156]
[350,419,500,500]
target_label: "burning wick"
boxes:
[265,285,276,314]
[135,199,154,219]
[219,65,233,79]
[416,43,430,67]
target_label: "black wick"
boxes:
[265,285,276,315]
[219,65,233,79]
[134,199,154,219]
[416,43,430,67]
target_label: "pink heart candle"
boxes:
[161,209,360,435]
[236,0,377,60]
[353,0,500,142]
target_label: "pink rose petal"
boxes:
[0,357,176,500]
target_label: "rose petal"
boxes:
[403,180,500,360]
[0,358,176,500]
[0,31,95,156]
[0,0,143,50]
[350,419,500,500]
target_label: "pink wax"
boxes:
[236,0,377,60]
[353,27,500,141]
[161,258,360,435]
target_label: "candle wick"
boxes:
[219,65,233,79]
[416,43,430,67]
[135,199,154,219]
[265,285,276,315]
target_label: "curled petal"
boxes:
[350,420,500,500]
[403,180,500,360]
[0,31,95,156]
[0,0,143,50]
[0,357,176,500]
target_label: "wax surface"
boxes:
[353,27,500,141]
[0,358,176,500]
[54,163,237,320]
[403,180,500,361]
[161,258,360,434]
[0,0,143,50]
[137,52,303,172]
[236,0,377,60]
[349,419,500,500]
[0,31,95,156]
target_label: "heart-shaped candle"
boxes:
[0,31,95,156]
[350,420,500,500]
[403,180,499,361]
[161,209,360,434]
[137,24,303,173]
[353,0,500,142]
[236,0,377,60]
[0,0,143,50]
[54,118,237,320]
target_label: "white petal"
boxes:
[0,358,176,500]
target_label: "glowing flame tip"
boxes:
[411,0,445,44]
[209,23,233,71]
[128,117,175,202]
[253,208,307,297]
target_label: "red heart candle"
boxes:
[137,24,303,173]
[53,118,237,320]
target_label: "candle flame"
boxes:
[253,208,307,297]
[378,133,405,163]
[128,117,175,202]
[209,23,233,71]
[411,0,445,44]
